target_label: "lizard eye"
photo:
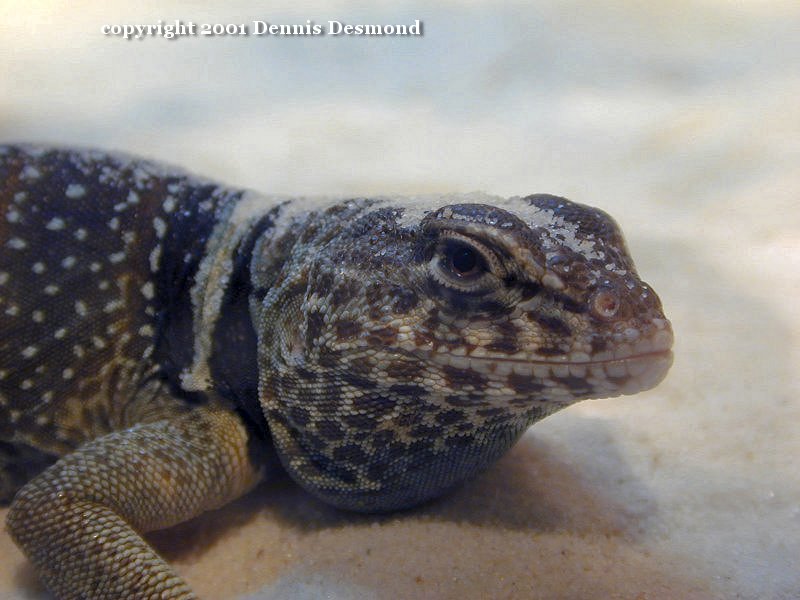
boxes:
[429,231,505,293]
[446,242,480,277]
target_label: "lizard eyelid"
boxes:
[429,231,505,294]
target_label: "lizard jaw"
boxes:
[420,317,673,400]
[429,348,673,398]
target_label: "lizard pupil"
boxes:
[450,245,478,275]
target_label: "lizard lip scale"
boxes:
[416,311,674,399]
[1,145,675,598]
[429,346,673,398]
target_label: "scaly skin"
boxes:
[0,145,673,598]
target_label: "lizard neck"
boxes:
[203,199,286,431]
[153,192,279,403]
[150,185,238,396]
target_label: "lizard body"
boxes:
[0,145,673,598]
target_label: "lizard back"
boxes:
[0,146,253,499]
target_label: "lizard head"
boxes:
[257,194,673,511]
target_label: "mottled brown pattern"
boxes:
[334,319,362,340]
[385,359,425,379]
[507,373,547,394]
[365,326,399,346]
[441,365,490,390]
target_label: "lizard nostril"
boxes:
[591,289,620,320]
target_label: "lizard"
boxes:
[0,144,673,599]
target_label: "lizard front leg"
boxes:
[5,403,267,599]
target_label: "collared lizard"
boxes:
[0,145,673,598]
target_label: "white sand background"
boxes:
[1,1,799,598]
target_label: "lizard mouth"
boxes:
[426,327,674,397]
[430,347,673,374]
[432,349,674,398]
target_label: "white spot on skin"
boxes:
[32,310,45,323]
[21,345,38,359]
[98,280,110,290]
[138,324,155,337]
[7,237,27,250]
[21,165,41,180]
[109,252,126,264]
[44,284,60,295]
[153,217,167,239]
[74,228,88,241]
[32,262,46,274]
[62,368,75,380]
[114,202,128,212]
[61,256,77,269]
[91,336,107,350]
[65,183,86,199]
[5,304,19,316]
[163,197,176,212]
[122,231,136,245]
[103,299,123,313]
[127,190,139,204]
[73,345,85,358]
[13,191,27,203]
[46,218,65,231]
[54,327,67,339]
[98,165,114,184]
[6,208,20,223]
[41,390,54,402]
[140,281,155,300]
[35,414,50,426]
[149,245,162,273]
[108,217,120,230]
[20,379,33,390]
[75,300,88,316]
[0,272,8,285]
[0,369,7,380]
